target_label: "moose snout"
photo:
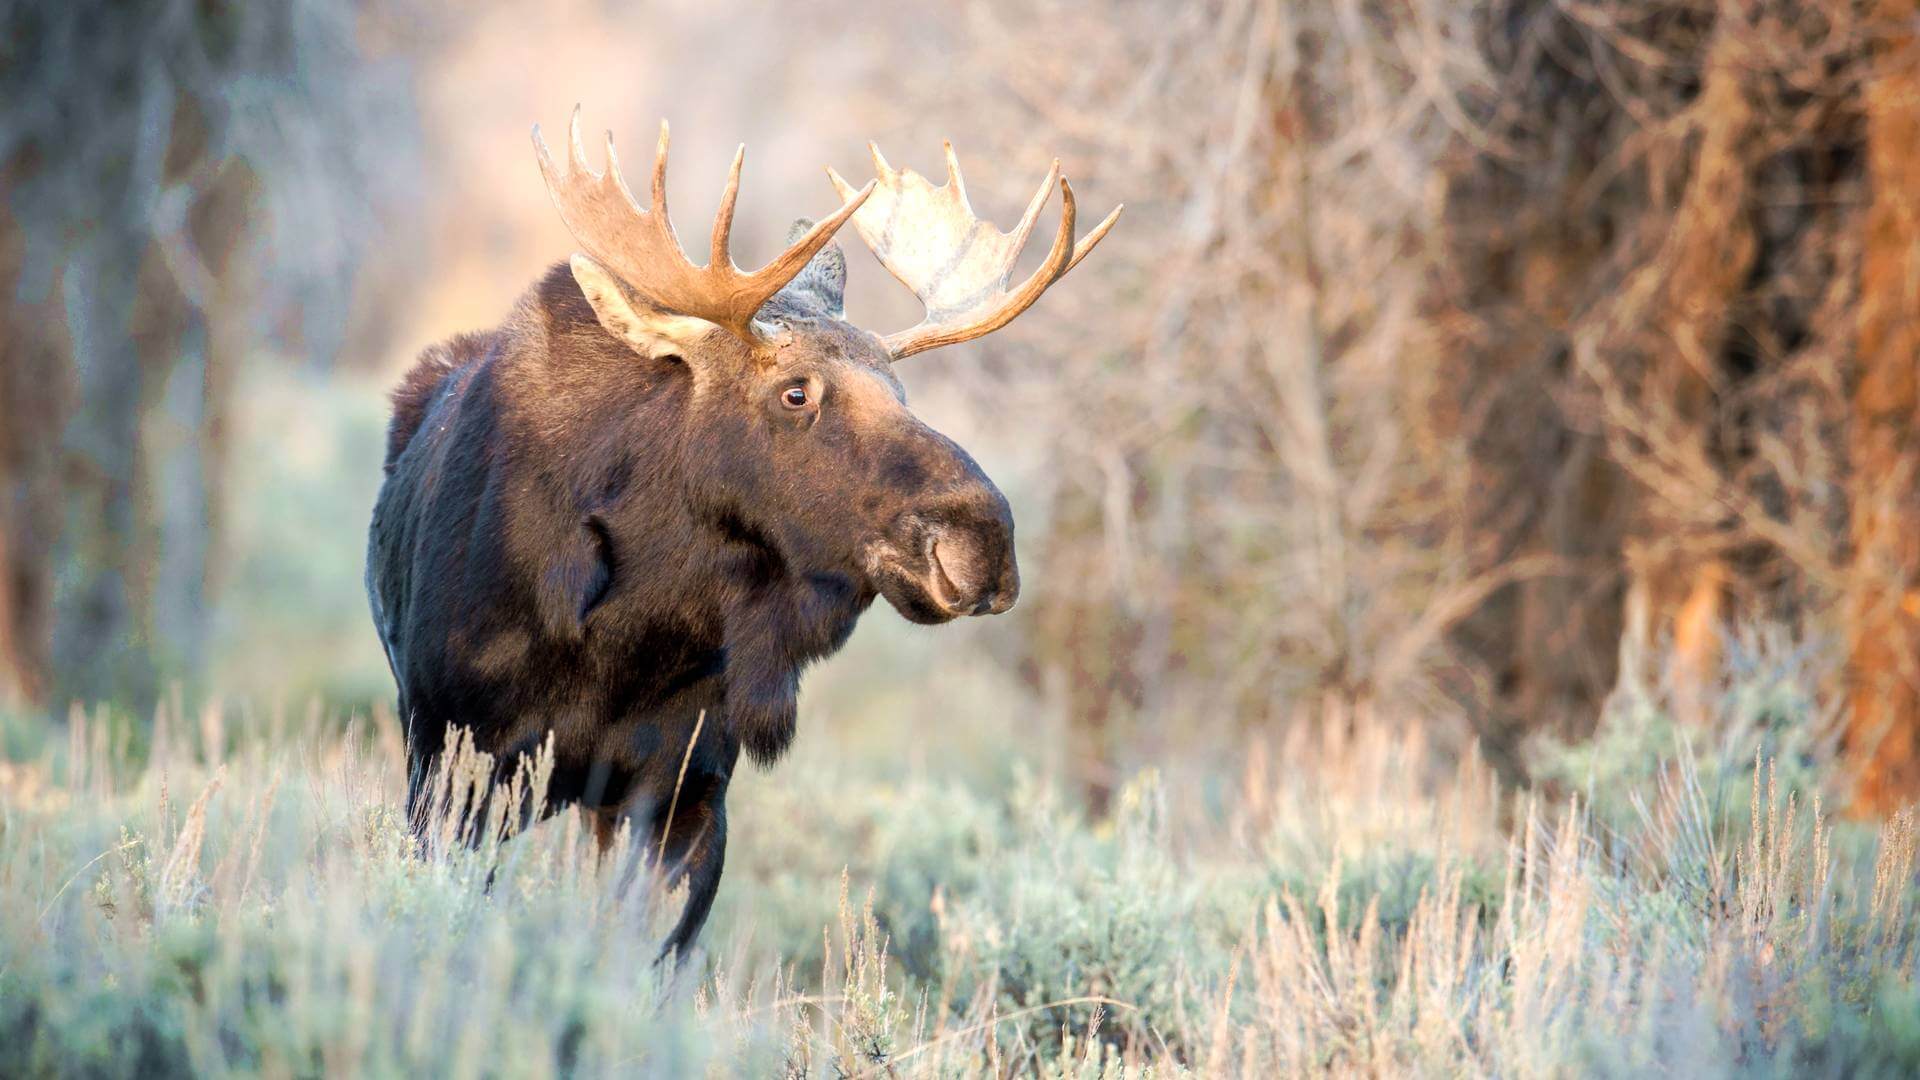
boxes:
[927,528,1019,616]
[910,485,1019,619]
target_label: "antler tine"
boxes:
[604,132,632,205]
[1038,176,1078,277]
[942,141,969,208]
[825,164,862,204]
[833,142,1122,360]
[651,121,670,214]
[757,178,876,289]
[1008,159,1062,255]
[1067,202,1124,275]
[534,111,875,344]
[711,144,746,271]
[568,106,591,175]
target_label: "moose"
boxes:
[365,109,1118,958]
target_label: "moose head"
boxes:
[531,111,1121,627]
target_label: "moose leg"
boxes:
[403,746,438,851]
[590,806,622,856]
[402,713,442,845]
[655,798,728,965]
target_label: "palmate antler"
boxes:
[829,142,1122,360]
[534,109,875,344]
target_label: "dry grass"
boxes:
[3,640,1919,1076]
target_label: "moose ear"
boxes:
[569,254,716,359]
[774,218,847,317]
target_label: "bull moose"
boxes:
[365,109,1118,958]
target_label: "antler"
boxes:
[534,108,875,344]
[828,142,1121,360]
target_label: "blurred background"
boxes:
[3,0,1918,815]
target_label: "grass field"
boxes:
[3,637,1920,1077]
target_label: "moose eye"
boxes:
[781,385,810,409]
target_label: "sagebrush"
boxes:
[2,642,1919,1075]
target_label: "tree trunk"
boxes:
[0,215,72,711]
[1847,0,1920,814]
[1620,1,1758,728]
